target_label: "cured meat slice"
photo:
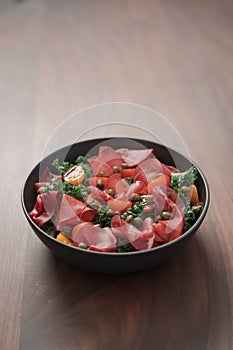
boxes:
[40,166,62,182]
[134,158,172,184]
[72,223,116,252]
[98,146,123,168]
[116,180,146,200]
[153,195,184,243]
[117,148,154,167]
[87,156,113,176]
[29,191,59,227]
[111,216,154,251]
[55,194,96,231]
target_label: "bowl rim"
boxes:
[21,138,210,257]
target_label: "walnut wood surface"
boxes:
[0,0,232,349]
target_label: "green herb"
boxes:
[93,205,112,227]
[41,220,57,237]
[116,238,136,252]
[43,180,89,202]
[124,177,134,185]
[183,208,196,232]
[52,159,74,174]
[171,166,198,190]
[121,202,145,220]
[170,165,201,232]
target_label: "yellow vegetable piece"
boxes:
[63,165,85,185]
[56,232,73,245]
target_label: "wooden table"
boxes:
[1,0,232,349]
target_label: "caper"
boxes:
[90,203,99,210]
[132,217,143,227]
[114,211,121,216]
[141,195,154,204]
[121,163,129,169]
[62,226,72,236]
[106,208,114,217]
[86,197,94,206]
[78,242,87,249]
[161,211,172,220]
[113,166,119,173]
[192,204,202,214]
[99,171,105,177]
[97,179,104,190]
[181,186,190,193]
[37,186,46,194]
[131,193,141,202]
[125,215,134,223]
[155,215,162,222]
[107,188,115,197]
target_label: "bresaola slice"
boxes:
[152,187,185,243]
[111,216,155,251]
[117,148,154,167]
[98,146,123,168]
[29,191,59,227]
[34,167,62,192]
[54,194,96,231]
[72,223,116,252]
[134,158,172,184]
[87,156,113,176]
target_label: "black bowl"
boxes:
[21,138,210,274]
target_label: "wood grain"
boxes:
[0,0,232,349]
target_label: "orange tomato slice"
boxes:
[63,165,85,185]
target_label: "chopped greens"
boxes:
[52,159,74,174]
[93,205,112,228]
[121,202,145,220]
[116,238,136,253]
[41,220,56,237]
[183,208,196,232]
[124,177,134,185]
[170,166,198,190]
[170,165,201,231]
[43,180,89,201]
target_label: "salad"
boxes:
[29,145,203,253]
